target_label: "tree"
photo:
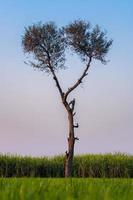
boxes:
[22,20,112,177]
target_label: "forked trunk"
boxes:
[64,110,75,177]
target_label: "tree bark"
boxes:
[48,57,91,177]
[64,110,75,177]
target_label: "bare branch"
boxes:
[74,137,79,141]
[73,112,76,116]
[45,50,64,99]
[64,56,92,101]
[51,68,64,98]
[74,123,79,128]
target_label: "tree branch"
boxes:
[74,137,79,141]
[64,56,92,101]
[73,112,76,116]
[51,68,64,98]
[74,123,79,128]
[45,50,64,99]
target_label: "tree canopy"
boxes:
[22,20,112,73]
[22,22,65,73]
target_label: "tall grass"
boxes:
[0,153,133,177]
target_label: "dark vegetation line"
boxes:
[0,153,133,178]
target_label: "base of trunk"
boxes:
[64,153,73,177]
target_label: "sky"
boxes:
[0,0,133,156]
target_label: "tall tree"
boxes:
[22,20,112,177]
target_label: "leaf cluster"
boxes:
[22,22,65,72]
[64,20,113,63]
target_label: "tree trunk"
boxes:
[64,110,75,177]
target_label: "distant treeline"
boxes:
[0,153,133,178]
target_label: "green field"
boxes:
[0,178,133,200]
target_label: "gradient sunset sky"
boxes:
[0,0,133,156]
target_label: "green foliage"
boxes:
[64,20,113,63]
[0,178,133,200]
[0,153,133,178]
[22,22,65,72]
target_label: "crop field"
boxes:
[0,153,133,178]
[0,178,133,200]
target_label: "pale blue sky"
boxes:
[0,0,133,156]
